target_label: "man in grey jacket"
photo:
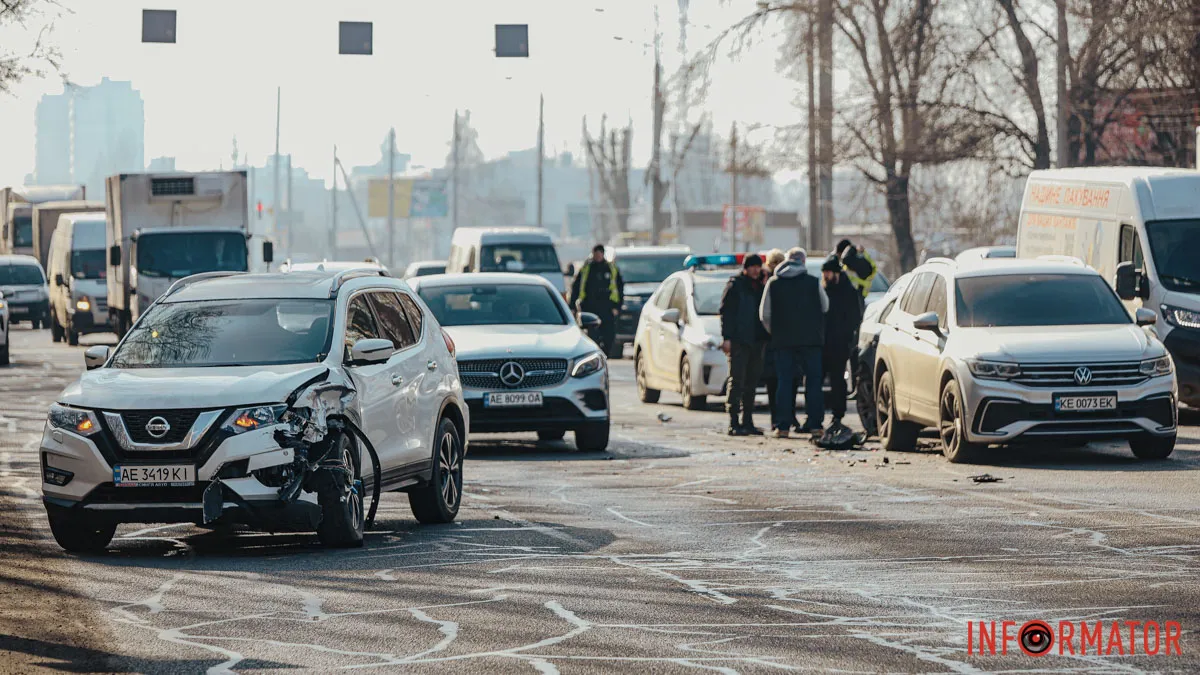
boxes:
[759,247,828,437]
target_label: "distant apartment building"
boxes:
[33,78,145,197]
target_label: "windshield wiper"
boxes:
[1159,274,1200,289]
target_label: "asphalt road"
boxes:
[2,325,1199,673]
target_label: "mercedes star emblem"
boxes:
[145,416,172,439]
[499,361,526,388]
[1073,366,1093,386]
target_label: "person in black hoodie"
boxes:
[760,248,828,437]
[821,255,863,427]
[719,254,768,435]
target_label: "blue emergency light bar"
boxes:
[684,253,744,269]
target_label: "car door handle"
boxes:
[427,360,438,371]
[392,374,404,386]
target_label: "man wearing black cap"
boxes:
[719,253,768,435]
[821,254,863,427]
[571,243,623,356]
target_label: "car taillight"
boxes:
[441,328,456,357]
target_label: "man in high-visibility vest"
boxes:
[571,243,624,356]
[835,239,877,391]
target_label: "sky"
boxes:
[0,0,802,188]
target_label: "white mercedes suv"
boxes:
[874,258,1177,462]
[41,269,468,552]
[409,273,610,451]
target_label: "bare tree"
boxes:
[583,115,633,236]
[0,0,61,95]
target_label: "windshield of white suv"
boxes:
[418,283,567,326]
[955,274,1131,327]
[479,244,561,273]
[1145,219,1200,293]
[618,254,688,284]
[110,299,334,368]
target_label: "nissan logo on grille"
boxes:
[1073,366,1093,386]
[499,361,526,387]
[145,416,172,439]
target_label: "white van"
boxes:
[447,227,566,294]
[1016,168,1200,407]
[47,212,109,344]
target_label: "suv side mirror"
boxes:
[661,308,682,325]
[1135,307,1157,326]
[55,273,66,288]
[578,311,601,329]
[1115,262,1138,300]
[348,338,394,365]
[262,241,274,264]
[913,311,942,336]
[109,245,121,266]
[84,345,110,370]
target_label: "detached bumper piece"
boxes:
[974,394,1177,436]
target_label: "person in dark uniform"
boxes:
[821,255,863,428]
[570,244,624,355]
[719,254,768,436]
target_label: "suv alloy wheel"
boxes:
[876,370,920,451]
[938,379,983,463]
[409,417,464,524]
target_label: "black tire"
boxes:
[636,352,660,403]
[51,314,63,343]
[1130,434,1175,460]
[939,379,984,463]
[46,509,116,553]
[316,432,365,548]
[67,319,80,346]
[876,370,920,451]
[856,370,877,437]
[680,359,706,411]
[0,334,8,366]
[575,420,610,452]
[409,418,464,525]
[537,429,566,441]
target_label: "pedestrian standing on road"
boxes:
[719,253,768,436]
[571,244,624,356]
[760,247,828,438]
[761,249,789,426]
[821,255,862,429]
[836,239,877,390]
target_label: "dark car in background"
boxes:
[609,245,691,358]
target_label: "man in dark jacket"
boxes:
[759,248,827,438]
[571,244,623,355]
[821,255,863,427]
[719,254,767,436]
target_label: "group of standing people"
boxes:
[719,240,876,439]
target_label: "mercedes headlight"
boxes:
[222,404,288,434]
[966,359,1021,380]
[571,351,605,378]
[47,403,101,437]
[1161,305,1200,329]
[1139,356,1173,377]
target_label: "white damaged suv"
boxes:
[41,269,468,552]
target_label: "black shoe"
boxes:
[728,425,749,436]
[742,425,764,436]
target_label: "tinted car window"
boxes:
[345,295,382,350]
[956,274,1131,327]
[669,279,689,317]
[927,276,948,329]
[617,255,688,284]
[0,263,45,285]
[418,283,567,327]
[72,250,106,279]
[369,292,417,350]
[110,299,334,368]
[654,279,678,309]
[692,279,726,315]
[900,273,934,314]
[397,293,425,338]
[479,244,561,273]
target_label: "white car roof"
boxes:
[286,261,386,273]
[611,245,691,257]
[409,272,556,289]
[164,271,405,302]
[0,254,42,267]
[948,258,1101,278]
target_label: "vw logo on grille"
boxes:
[499,361,526,388]
[1073,366,1093,386]
[145,416,172,439]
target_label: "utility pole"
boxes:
[285,154,293,260]
[649,30,666,246]
[817,0,834,251]
[451,111,460,230]
[331,146,338,260]
[386,127,396,268]
[536,95,545,228]
[729,123,738,253]
[1055,0,1070,168]
[273,87,281,243]
[806,16,818,251]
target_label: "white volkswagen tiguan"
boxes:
[41,269,468,552]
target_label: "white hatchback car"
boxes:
[41,269,467,552]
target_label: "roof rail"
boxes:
[923,257,956,266]
[163,271,245,298]
[328,268,389,297]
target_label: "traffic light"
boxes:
[142,9,176,43]
[495,24,529,57]
[339,21,372,55]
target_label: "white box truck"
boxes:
[32,200,104,269]
[1,185,87,256]
[1016,167,1200,407]
[105,171,274,336]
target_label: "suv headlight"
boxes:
[1139,356,1173,377]
[47,404,101,437]
[1161,304,1200,329]
[966,359,1021,380]
[222,404,288,434]
[570,351,605,378]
